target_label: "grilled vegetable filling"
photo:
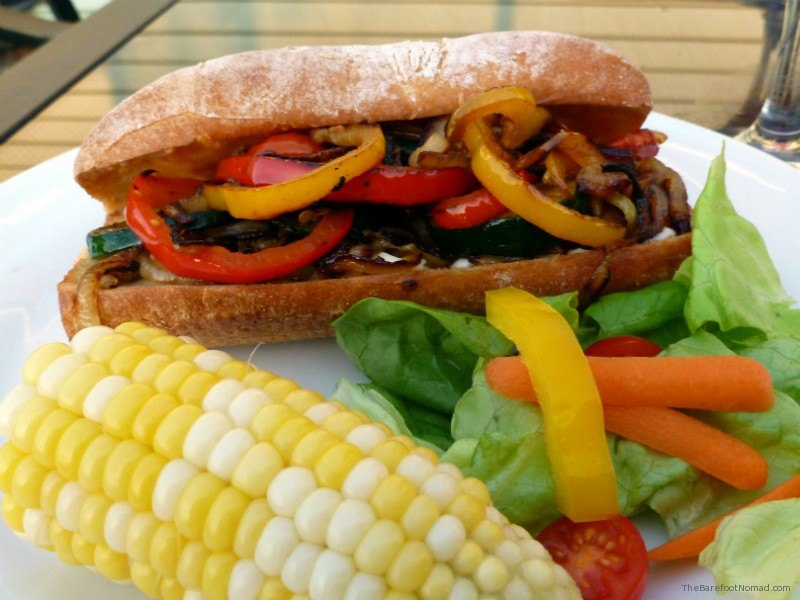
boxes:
[81,87,691,286]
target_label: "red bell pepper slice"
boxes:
[125,174,353,284]
[604,129,660,159]
[431,188,509,229]
[215,156,477,205]
[247,132,323,157]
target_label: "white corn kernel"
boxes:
[304,402,340,425]
[152,459,199,522]
[521,558,555,590]
[435,462,463,481]
[254,516,299,576]
[326,499,376,555]
[395,453,436,488]
[309,549,355,600]
[228,559,265,600]
[23,509,51,547]
[345,424,388,453]
[486,506,509,526]
[207,428,255,481]
[193,350,233,372]
[0,384,37,437]
[520,539,550,561]
[228,389,271,428]
[83,376,130,422]
[341,458,388,500]
[294,488,342,545]
[104,501,135,553]
[281,542,323,593]
[202,379,245,413]
[504,577,535,600]
[426,514,466,562]
[267,466,317,518]
[495,539,524,569]
[55,481,87,532]
[70,326,115,354]
[182,412,233,470]
[420,473,460,510]
[343,572,387,600]
[448,577,479,600]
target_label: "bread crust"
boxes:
[74,31,651,213]
[58,234,690,347]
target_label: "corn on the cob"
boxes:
[0,323,580,600]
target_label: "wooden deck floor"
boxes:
[0,0,769,182]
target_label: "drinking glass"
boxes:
[738,0,800,166]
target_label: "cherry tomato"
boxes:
[585,335,662,357]
[247,132,323,156]
[537,515,648,600]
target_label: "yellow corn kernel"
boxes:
[413,446,441,465]
[420,563,455,600]
[474,555,509,592]
[155,360,199,396]
[250,403,297,442]
[150,521,183,577]
[471,519,505,552]
[283,389,324,414]
[94,545,131,581]
[177,371,220,406]
[102,383,153,439]
[160,578,185,600]
[370,439,410,472]
[132,353,173,386]
[148,335,186,357]
[174,472,226,540]
[354,520,405,574]
[290,429,339,470]
[176,539,210,590]
[58,362,110,414]
[231,442,284,498]
[451,540,484,576]
[133,394,179,447]
[114,321,147,336]
[49,519,80,565]
[32,408,77,469]
[234,499,273,559]
[241,370,276,388]
[263,378,299,402]
[400,495,441,541]
[40,471,66,515]
[87,333,137,365]
[173,342,206,362]
[391,435,416,450]
[1,494,25,531]
[315,443,363,489]
[371,474,417,521]
[13,396,57,453]
[78,493,113,545]
[321,411,367,439]
[258,577,292,600]
[55,418,101,480]
[127,511,161,563]
[202,552,237,600]
[217,360,253,380]
[0,443,25,493]
[460,478,491,507]
[131,561,163,598]
[108,343,153,378]
[447,494,485,532]
[386,539,435,592]
[129,453,168,512]
[71,532,96,566]
[153,405,203,460]
[22,343,71,385]
[78,434,118,493]
[203,486,250,552]
[131,326,169,344]
[272,417,317,460]
[103,439,149,501]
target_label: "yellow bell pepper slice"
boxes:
[463,119,626,247]
[446,86,550,149]
[202,124,385,220]
[485,287,619,523]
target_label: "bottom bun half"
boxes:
[58,234,691,347]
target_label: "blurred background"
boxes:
[0,0,781,182]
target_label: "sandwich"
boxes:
[58,31,692,346]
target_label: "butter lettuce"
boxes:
[699,499,800,599]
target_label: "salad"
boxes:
[330,152,800,599]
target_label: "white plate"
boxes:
[1,113,799,600]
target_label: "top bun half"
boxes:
[75,31,652,214]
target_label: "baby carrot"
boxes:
[648,473,800,561]
[485,355,774,412]
[602,406,769,491]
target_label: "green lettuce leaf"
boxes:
[699,499,800,599]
